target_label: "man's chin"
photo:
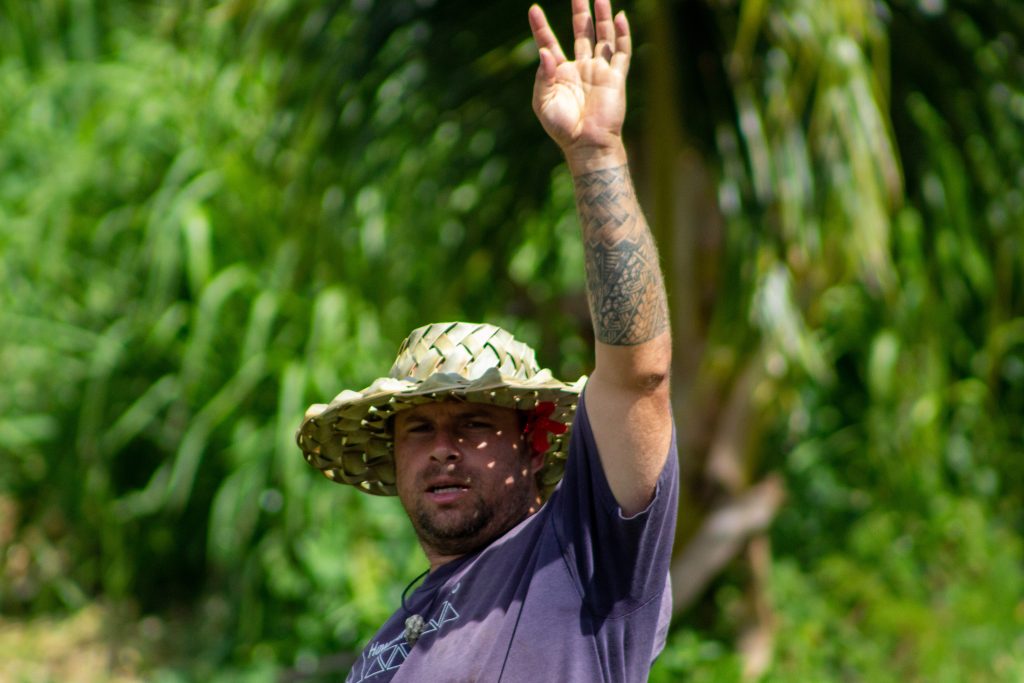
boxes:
[409,487,535,557]
[415,508,491,550]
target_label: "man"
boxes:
[296,0,677,680]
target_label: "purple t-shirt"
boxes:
[345,392,679,682]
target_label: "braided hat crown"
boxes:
[390,323,539,382]
[297,322,586,496]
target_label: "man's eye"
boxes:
[406,424,432,433]
[465,421,491,429]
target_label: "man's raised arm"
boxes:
[529,0,672,515]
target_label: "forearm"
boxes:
[570,149,669,349]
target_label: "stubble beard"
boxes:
[411,478,535,557]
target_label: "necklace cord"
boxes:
[401,568,431,613]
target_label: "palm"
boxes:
[535,59,626,149]
[529,0,631,153]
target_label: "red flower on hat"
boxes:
[523,401,568,453]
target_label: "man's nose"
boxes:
[428,428,463,463]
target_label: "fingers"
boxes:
[571,0,594,60]
[529,4,567,64]
[533,1,630,69]
[610,10,631,74]
[594,0,615,49]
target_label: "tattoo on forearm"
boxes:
[575,165,669,346]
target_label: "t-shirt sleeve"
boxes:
[548,388,679,617]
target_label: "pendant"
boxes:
[404,614,426,646]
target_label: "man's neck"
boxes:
[426,550,464,572]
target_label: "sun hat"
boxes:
[296,321,587,496]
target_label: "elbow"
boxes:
[635,335,672,394]
[619,354,671,397]
[594,333,672,395]
[637,369,670,395]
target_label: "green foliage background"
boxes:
[0,0,1022,680]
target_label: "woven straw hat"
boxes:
[296,322,587,496]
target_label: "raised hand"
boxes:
[528,0,631,169]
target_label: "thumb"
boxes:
[537,47,557,82]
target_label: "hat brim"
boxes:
[297,366,586,496]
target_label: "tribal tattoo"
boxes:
[574,165,669,346]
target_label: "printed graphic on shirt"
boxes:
[347,594,462,682]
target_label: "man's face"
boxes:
[393,400,544,560]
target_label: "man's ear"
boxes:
[528,448,546,474]
[518,427,545,474]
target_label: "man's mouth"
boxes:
[424,480,470,503]
[429,485,468,494]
